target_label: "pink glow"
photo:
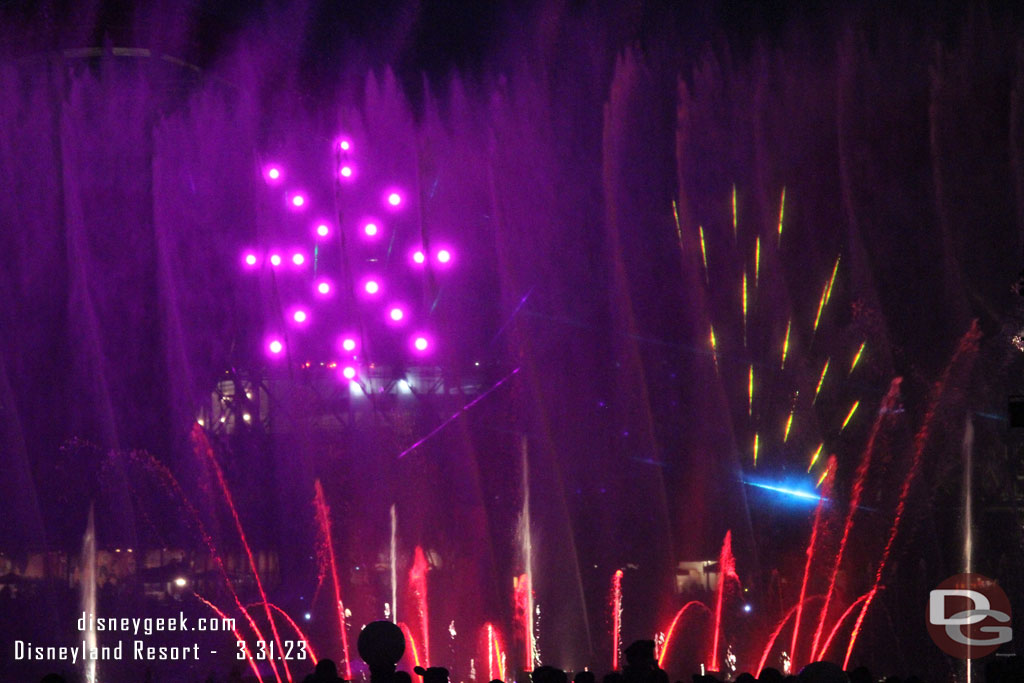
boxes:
[269,254,282,267]
[364,222,379,237]
[317,224,330,237]
[341,337,357,352]
[268,339,283,355]
[317,281,331,295]
[365,280,380,295]
[437,249,451,264]
[412,250,426,264]
[292,252,305,266]
[389,307,404,322]
[413,336,429,352]
[340,165,353,178]
[243,253,258,267]
[293,310,307,324]
[291,194,306,208]
[387,192,402,207]
[342,366,356,380]
[265,166,282,182]
[339,140,351,151]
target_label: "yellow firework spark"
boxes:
[781,318,791,369]
[813,359,830,403]
[812,282,828,333]
[698,225,709,281]
[850,341,866,373]
[748,365,754,416]
[840,400,860,431]
[709,324,719,370]
[753,432,759,467]
[731,184,738,240]
[816,467,830,488]
[807,442,823,471]
[783,409,794,443]
[824,255,840,305]
[754,236,761,289]
[742,271,748,344]
[776,186,786,246]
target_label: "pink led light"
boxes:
[317,224,330,237]
[317,281,331,295]
[292,252,305,266]
[364,222,378,237]
[268,339,283,355]
[341,338,356,352]
[437,249,451,264]
[365,280,380,295]
[389,308,404,322]
[387,192,401,207]
[268,168,280,180]
[270,254,282,267]
[342,366,356,380]
[340,166,353,178]
[413,250,426,264]
[244,253,258,267]
[291,194,305,208]
[414,336,429,352]
[339,140,351,151]
[293,310,307,323]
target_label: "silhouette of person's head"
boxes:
[395,671,413,683]
[40,676,67,683]
[531,666,567,683]
[359,620,406,682]
[624,641,657,670]
[736,674,756,683]
[847,667,871,683]
[414,666,451,683]
[797,662,848,683]
[490,679,504,683]
[574,670,596,683]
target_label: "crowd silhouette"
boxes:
[36,620,1024,683]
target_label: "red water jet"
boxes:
[709,530,737,672]
[790,458,835,670]
[514,573,535,671]
[195,592,264,683]
[843,323,980,668]
[409,546,431,667]
[810,379,903,661]
[482,622,507,682]
[658,601,712,669]
[755,595,823,676]
[611,569,624,670]
[192,428,288,682]
[313,480,353,678]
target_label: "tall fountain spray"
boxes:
[518,435,537,671]
[81,505,97,683]
[391,504,398,624]
[963,417,974,680]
